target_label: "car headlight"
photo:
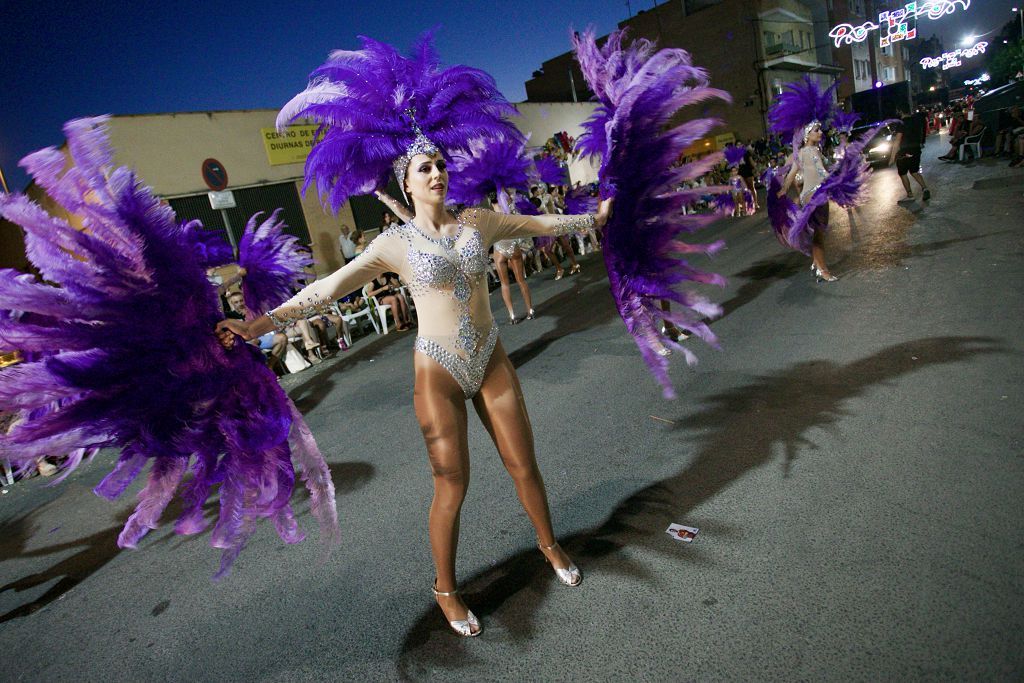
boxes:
[870,142,890,155]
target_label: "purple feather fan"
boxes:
[446,135,532,207]
[0,117,338,578]
[531,155,568,187]
[767,76,839,149]
[183,220,234,269]
[723,145,746,168]
[513,194,542,216]
[564,186,599,215]
[573,28,731,399]
[278,30,523,212]
[237,209,313,319]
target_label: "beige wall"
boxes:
[105,111,350,277]
[105,110,303,196]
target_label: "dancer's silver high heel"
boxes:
[432,583,482,637]
[538,541,582,587]
[526,308,536,320]
[813,266,838,282]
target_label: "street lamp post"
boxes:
[1015,8,1024,40]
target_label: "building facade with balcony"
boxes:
[524,0,843,145]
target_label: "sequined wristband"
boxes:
[265,310,289,331]
[551,213,596,236]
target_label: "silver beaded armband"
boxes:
[551,213,596,236]
[265,310,290,331]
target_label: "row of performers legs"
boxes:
[493,233,595,324]
[415,341,579,636]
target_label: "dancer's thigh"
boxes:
[413,352,470,476]
[472,341,535,466]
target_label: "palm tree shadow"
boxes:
[0,461,375,622]
[396,335,1004,673]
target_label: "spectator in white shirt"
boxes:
[338,223,357,263]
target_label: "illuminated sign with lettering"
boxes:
[963,73,990,86]
[829,0,971,48]
[919,41,988,69]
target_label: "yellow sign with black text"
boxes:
[261,125,320,166]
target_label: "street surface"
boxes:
[1,137,1022,681]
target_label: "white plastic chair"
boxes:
[959,126,986,161]
[362,284,394,334]
[337,297,380,335]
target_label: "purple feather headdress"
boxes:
[832,110,861,135]
[237,209,313,319]
[278,30,522,211]
[446,135,532,211]
[531,155,568,187]
[573,28,731,398]
[723,144,746,168]
[564,186,598,215]
[768,76,838,149]
[0,117,338,578]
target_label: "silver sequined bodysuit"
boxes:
[272,208,595,398]
[798,146,829,205]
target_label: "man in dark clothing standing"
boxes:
[889,108,931,202]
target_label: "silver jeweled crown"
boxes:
[393,109,440,185]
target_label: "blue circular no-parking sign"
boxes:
[201,158,228,191]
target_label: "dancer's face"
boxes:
[806,126,823,144]
[404,152,448,207]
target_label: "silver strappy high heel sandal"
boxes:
[538,541,582,587]
[432,582,482,637]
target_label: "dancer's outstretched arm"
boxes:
[375,190,414,223]
[467,200,611,245]
[218,237,392,342]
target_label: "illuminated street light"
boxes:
[960,35,975,46]
[929,85,936,91]
[874,80,883,88]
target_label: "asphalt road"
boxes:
[1,136,1022,682]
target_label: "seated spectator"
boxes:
[308,311,350,352]
[337,291,366,315]
[352,230,367,256]
[226,291,322,367]
[366,273,412,331]
[939,113,982,161]
[994,106,1024,163]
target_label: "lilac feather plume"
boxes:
[767,76,839,149]
[573,28,731,399]
[183,220,234,269]
[513,194,542,216]
[0,117,339,578]
[564,186,598,215]
[531,155,568,187]
[237,209,313,319]
[446,135,532,207]
[723,144,746,168]
[832,110,861,134]
[278,30,523,212]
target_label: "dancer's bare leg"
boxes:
[472,341,573,569]
[493,251,516,320]
[811,227,832,278]
[543,245,564,278]
[509,251,534,313]
[557,236,579,269]
[413,353,472,622]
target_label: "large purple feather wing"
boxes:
[0,117,338,578]
[573,29,730,399]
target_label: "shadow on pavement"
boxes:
[396,335,1003,674]
[0,461,376,623]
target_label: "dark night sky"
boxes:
[1,0,1018,191]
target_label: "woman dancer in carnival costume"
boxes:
[530,155,583,280]
[766,77,881,282]
[0,124,339,579]
[831,110,861,162]
[715,145,755,217]
[217,28,730,636]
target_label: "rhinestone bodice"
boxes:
[270,207,595,397]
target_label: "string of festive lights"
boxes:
[920,41,988,69]
[829,0,971,49]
